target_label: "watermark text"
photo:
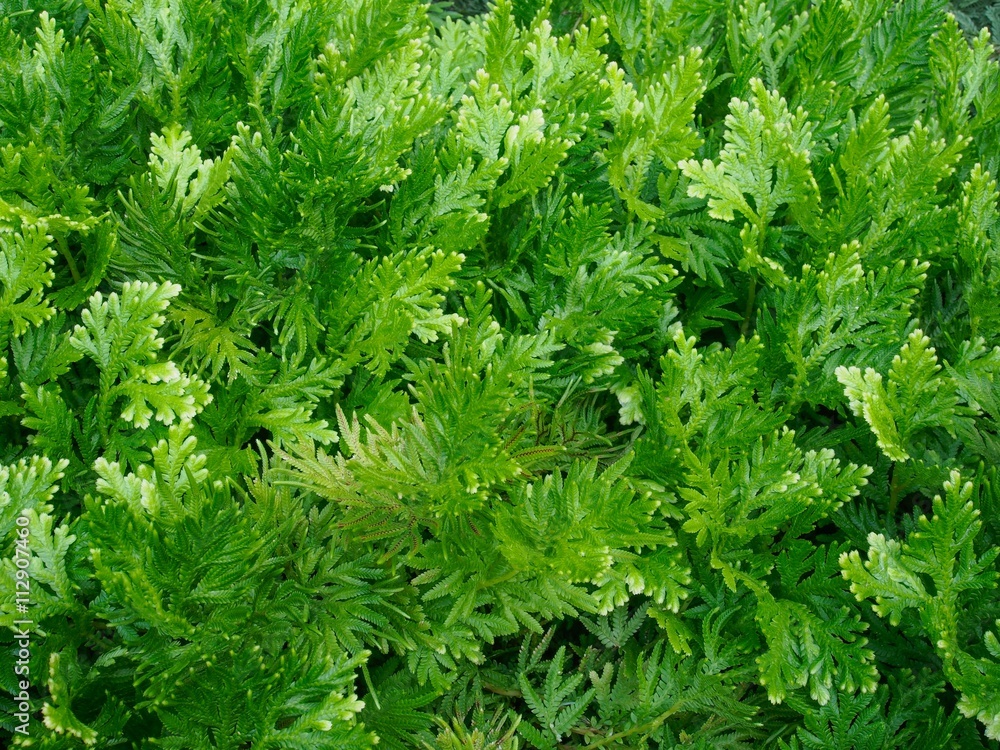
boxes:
[11,513,32,736]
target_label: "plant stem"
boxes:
[57,235,82,283]
[481,569,519,588]
[483,683,522,698]
[888,462,902,515]
[586,702,683,748]
[740,274,757,338]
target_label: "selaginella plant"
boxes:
[1,0,1000,746]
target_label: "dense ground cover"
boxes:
[1,0,1000,747]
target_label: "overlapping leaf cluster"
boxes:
[1,0,1000,747]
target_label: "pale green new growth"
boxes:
[70,281,211,429]
[836,329,962,462]
[842,471,1000,737]
[680,78,817,286]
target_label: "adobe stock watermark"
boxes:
[11,513,33,737]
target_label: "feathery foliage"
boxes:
[2,0,1000,746]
